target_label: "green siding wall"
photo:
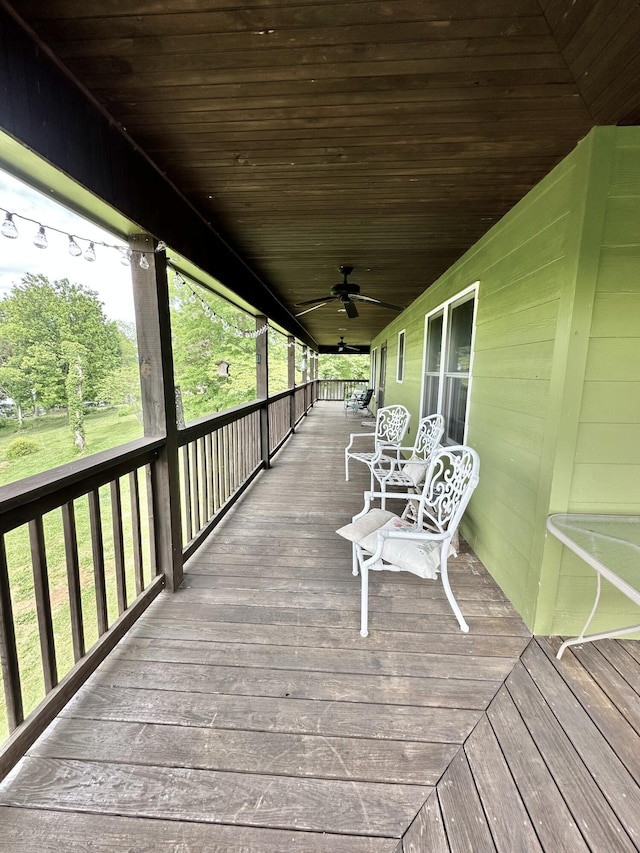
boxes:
[372,127,640,635]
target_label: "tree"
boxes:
[0,274,122,447]
[169,278,257,421]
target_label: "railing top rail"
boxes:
[0,436,163,534]
[177,383,316,445]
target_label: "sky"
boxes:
[0,167,136,324]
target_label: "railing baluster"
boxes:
[0,534,23,731]
[205,432,214,519]
[191,439,201,534]
[145,463,158,577]
[110,480,127,614]
[88,489,108,636]
[28,517,57,692]
[129,470,144,597]
[61,502,85,663]
[199,436,209,526]
[181,444,192,542]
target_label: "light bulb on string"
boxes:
[173,270,184,286]
[67,235,82,257]
[1,212,18,239]
[119,246,132,266]
[155,240,167,252]
[84,242,96,262]
[33,225,48,249]
[139,254,150,270]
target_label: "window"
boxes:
[421,285,477,444]
[396,330,406,382]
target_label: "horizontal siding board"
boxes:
[584,339,640,381]
[474,299,559,350]
[602,196,640,246]
[471,377,549,419]
[579,381,640,423]
[478,258,563,316]
[472,340,555,380]
[575,423,640,464]
[609,144,640,195]
[469,401,545,455]
[596,246,640,291]
[570,463,640,507]
[589,293,640,337]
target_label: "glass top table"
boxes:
[546,514,640,658]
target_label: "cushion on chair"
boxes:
[336,508,396,543]
[401,456,428,487]
[361,517,443,579]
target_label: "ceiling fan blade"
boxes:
[294,295,337,307]
[295,302,331,317]
[344,299,359,319]
[353,295,404,311]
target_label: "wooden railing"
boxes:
[0,437,164,776]
[316,378,368,401]
[0,381,318,776]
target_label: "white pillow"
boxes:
[336,508,396,543]
[360,517,455,579]
[401,457,427,486]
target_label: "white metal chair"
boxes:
[344,404,411,490]
[337,445,480,636]
[372,413,445,509]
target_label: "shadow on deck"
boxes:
[0,403,638,850]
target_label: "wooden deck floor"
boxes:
[0,403,639,850]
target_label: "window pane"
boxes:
[423,375,439,416]
[426,313,443,372]
[447,298,473,373]
[443,376,469,444]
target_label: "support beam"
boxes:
[130,236,183,591]
[256,316,270,469]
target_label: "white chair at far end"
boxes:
[344,404,410,490]
[337,445,480,637]
[372,413,445,510]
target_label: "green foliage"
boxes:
[0,274,127,450]
[319,353,370,379]
[5,436,41,460]
[170,278,258,421]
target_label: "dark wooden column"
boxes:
[129,236,183,591]
[256,315,270,469]
[287,335,296,432]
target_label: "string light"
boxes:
[0,203,159,266]
[172,267,269,340]
[33,225,48,249]
[67,235,82,257]
[1,212,18,239]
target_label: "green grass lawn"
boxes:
[0,408,150,739]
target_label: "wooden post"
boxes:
[256,315,270,468]
[301,344,309,415]
[129,235,183,591]
[287,335,296,432]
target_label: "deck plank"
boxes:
[486,687,589,852]
[507,660,637,851]
[0,806,401,853]
[437,749,497,852]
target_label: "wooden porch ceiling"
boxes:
[6,0,640,348]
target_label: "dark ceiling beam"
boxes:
[0,4,317,350]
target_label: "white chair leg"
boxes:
[352,542,359,576]
[440,551,469,633]
[345,450,350,481]
[360,562,369,637]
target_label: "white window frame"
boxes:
[370,346,378,393]
[396,329,406,383]
[419,282,478,444]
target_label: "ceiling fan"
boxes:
[294,265,404,319]
[336,336,361,352]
